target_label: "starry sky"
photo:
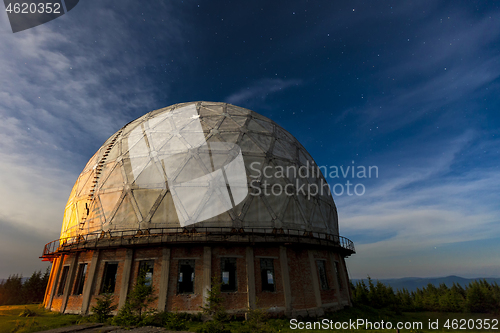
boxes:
[0,0,499,280]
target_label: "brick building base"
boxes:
[44,243,352,317]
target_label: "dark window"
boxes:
[101,262,118,294]
[57,266,70,296]
[138,260,154,287]
[317,260,329,290]
[178,260,195,294]
[73,263,87,295]
[221,258,237,292]
[260,258,275,292]
[334,261,343,290]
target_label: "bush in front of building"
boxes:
[196,278,231,333]
[139,310,202,330]
[200,277,229,322]
[90,293,117,323]
[112,270,157,327]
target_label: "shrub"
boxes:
[197,278,231,333]
[240,305,276,333]
[112,269,157,326]
[140,310,198,330]
[91,293,117,323]
[195,320,231,333]
[164,311,189,331]
[200,278,228,322]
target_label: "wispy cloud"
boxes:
[337,131,500,279]
[324,8,500,279]
[0,2,185,276]
[225,78,302,106]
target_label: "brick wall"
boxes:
[166,246,204,311]
[88,248,122,311]
[254,246,285,308]
[44,244,352,315]
[312,249,338,304]
[65,251,93,313]
[212,246,248,311]
[287,247,317,309]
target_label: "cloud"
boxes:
[0,2,186,277]
[225,78,302,106]
[336,132,500,278]
[0,217,54,277]
[326,8,500,279]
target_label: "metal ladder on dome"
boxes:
[79,129,124,230]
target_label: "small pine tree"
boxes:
[113,268,157,326]
[197,278,231,333]
[200,277,228,322]
[91,293,117,323]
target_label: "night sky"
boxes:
[0,0,499,279]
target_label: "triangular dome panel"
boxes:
[147,112,172,130]
[243,196,273,223]
[134,161,165,188]
[254,119,274,133]
[199,106,222,117]
[282,197,305,225]
[226,105,250,116]
[133,188,163,220]
[76,170,92,197]
[231,116,248,127]
[98,191,123,223]
[112,194,139,229]
[100,163,124,190]
[77,171,96,197]
[248,133,273,151]
[247,119,270,133]
[148,132,172,152]
[219,117,241,131]
[218,132,241,144]
[239,134,265,154]
[150,191,179,226]
[273,139,294,160]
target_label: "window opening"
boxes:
[138,260,154,287]
[317,260,329,290]
[178,259,195,294]
[101,262,118,294]
[260,258,275,292]
[73,263,87,295]
[221,258,237,292]
[57,266,69,296]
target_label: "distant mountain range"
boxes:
[351,276,500,292]
[2,275,499,292]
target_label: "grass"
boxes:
[0,304,497,333]
[0,304,82,333]
[256,306,500,333]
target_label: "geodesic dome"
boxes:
[60,102,339,239]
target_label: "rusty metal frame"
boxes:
[41,227,355,261]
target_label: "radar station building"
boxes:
[41,102,355,317]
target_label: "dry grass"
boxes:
[0,304,82,333]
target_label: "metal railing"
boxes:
[41,227,355,259]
